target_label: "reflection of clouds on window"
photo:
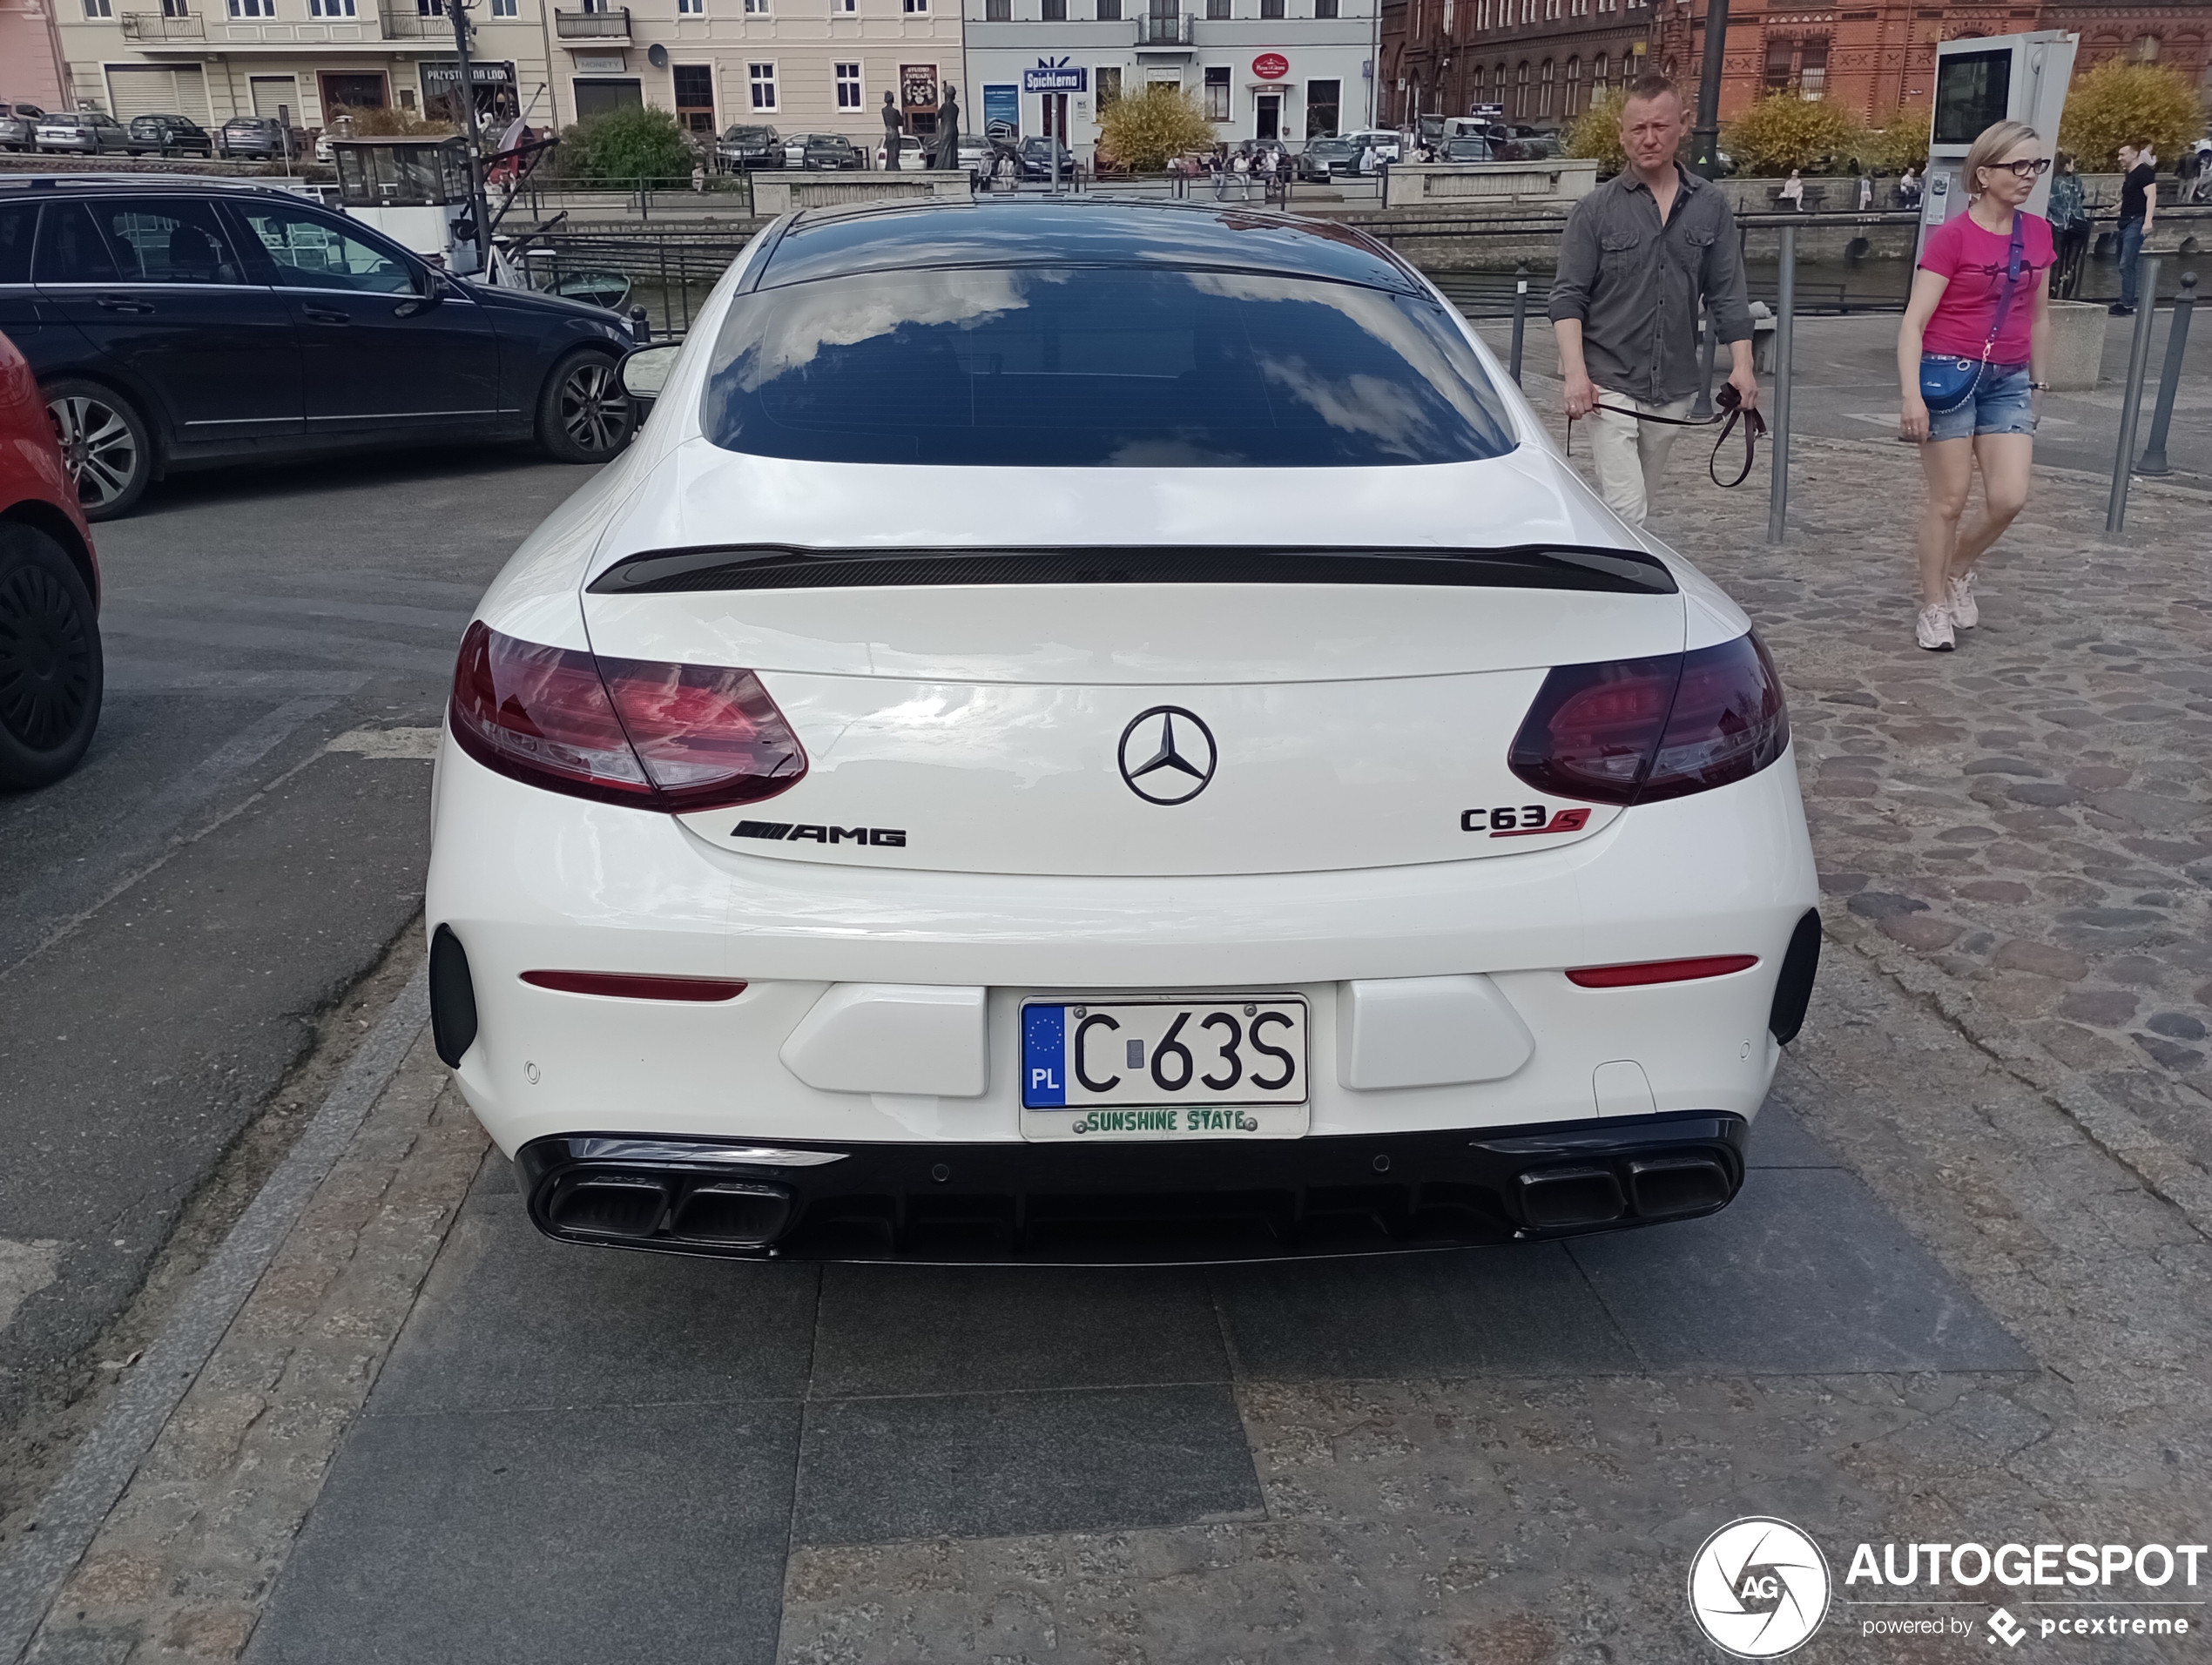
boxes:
[1255,360,1431,456]
[718,267,1041,390]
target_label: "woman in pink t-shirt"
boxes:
[1896,119,2055,651]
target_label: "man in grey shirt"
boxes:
[1549,75,1758,526]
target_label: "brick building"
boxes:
[1385,0,2209,133]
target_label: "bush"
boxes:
[1562,89,1629,172]
[1096,85,1215,173]
[326,104,455,138]
[557,103,695,183]
[1855,105,1928,175]
[2058,59,2204,170]
[1723,92,1861,174]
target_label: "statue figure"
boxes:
[931,84,961,172]
[881,91,903,170]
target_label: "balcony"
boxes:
[376,7,451,35]
[555,7,631,39]
[1133,12,1192,44]
[119,12,207,37]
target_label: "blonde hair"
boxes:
[1962,119,2042,197]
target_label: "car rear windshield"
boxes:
[700,266,1515,467]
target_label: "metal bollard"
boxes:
[630,306,651,345]
[1766,224,1796,545]
[2134,270,2197,476]
[1509,262,1528,387]
[2105,256,2162,533]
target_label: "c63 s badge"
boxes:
[732,821,907,847]
[1461,804,1592,838]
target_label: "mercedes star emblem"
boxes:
[1117,705,1217,806]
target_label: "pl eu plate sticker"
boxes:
[1022,1005,1068,1108]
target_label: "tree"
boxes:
[1562,89,1629,172]
[2058,59,2203,170]
[1856,105,1928,175]
[557,104,695,183]
[1723,92,1862,174]
[1096,85,1215,173]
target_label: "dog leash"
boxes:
[1564,383,1769,489]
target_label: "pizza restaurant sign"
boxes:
[1252,53,1289,79]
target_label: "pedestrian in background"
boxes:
[2193,137,2212,203]
[2047,151,2089,299]
[1858,171,1874,211]
[1780,168,1805,211]
[2111,141,2157,316]
[1895,120,2054,651]
[1549,74,1758,528]
[1898,165,1921,206]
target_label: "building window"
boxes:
[1206,0,1227,16]
[1260,0,1281,16]
[901,0,926,11]
[1538,57,1553,116]
[83,0,113,15]
[1798,37,1828,93]
[228,0,273,15]
[678,0,701,11]
[1204,64,1228,118]
[1564,55,1577,111]
[1098,65,1123,107]
[1305,76,1339,134]
[1513,57,1527,117]
[1316,0,1337,14]
[1041,0,1063,18]
[749,61,778,107]
[489,0,514,14]
[1763,37,1793,91]
[744,0,767,10]
[834,62,861,106]
[673,63,714,128]
[1440,0,1452,31]
[1096,0,1117,17]
[986,0,1008,13]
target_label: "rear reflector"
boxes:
[522,970,749,1001]
[1566,955,1759,988]
[448,621,806,812]
[1508,633,1789,806]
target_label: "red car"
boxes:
[0,326,102,789]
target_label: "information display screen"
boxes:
[1932,48,2013,145]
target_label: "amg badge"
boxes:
[732,821,907,846]
[1460,805,1591,838]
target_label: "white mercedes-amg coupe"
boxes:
[424,198,1818,1263]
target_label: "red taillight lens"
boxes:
[1567,954,1759,988]
[449,622,806,812]
[1508,633,1788,806]
[522,970,748,1001]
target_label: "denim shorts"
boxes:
[1925,357,2037,442]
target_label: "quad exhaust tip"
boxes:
[546,1171,794,1247]
[1514,1150,1732,1230]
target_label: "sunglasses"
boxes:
[1988,157,2053,179]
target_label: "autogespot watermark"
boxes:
[1689,1520,2209,1654]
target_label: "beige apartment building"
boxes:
[46,0,963,150]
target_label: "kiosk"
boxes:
[1918,30,2078,251]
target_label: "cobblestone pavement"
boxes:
[1638,435,2212,1199]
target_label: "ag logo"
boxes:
[1687,1517,1831,1658]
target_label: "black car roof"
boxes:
[757,198,1422,293]
[0,173,314,199]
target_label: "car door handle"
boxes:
[96,296,156,314]
[302,307,351,325]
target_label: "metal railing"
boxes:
[375,8,448,35]
[119,12,206,37]
[1133,13,1192,42]
[554,7,630,36]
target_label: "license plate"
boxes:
[1020,996,1309,1141]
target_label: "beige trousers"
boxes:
[1585,390,1696,527]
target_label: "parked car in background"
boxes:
[0,326,102,790]
[1014,136,1072,179]
[126,115,214,158]
[35,112,132,157]
[1295,137,1359,181]
[1441,136,1495,163]
[1342,128,1402,163]
[0,176,638,520]
[215,116,295,160]
[718,125,784,170]
[801,133,860,170]
[0,103,50,152]
[873,133,926,170]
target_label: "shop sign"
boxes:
[1251,53,1288,80]
[900,63,939,108]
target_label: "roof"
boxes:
[752,197,1424,295]
[0,173,314,199]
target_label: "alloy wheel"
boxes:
[0,558,96,753]
[558,359,631,457]
[49,394,140,510]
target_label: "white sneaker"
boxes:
[1946,571,1979,629]
[1916,603,1955,651]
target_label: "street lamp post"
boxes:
[1689,0,1730,178]
[448,0,494,278]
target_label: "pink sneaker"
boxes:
[1916,603,1955,651]
[1946,571,1979,629]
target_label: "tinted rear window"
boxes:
[701,266,1514,467]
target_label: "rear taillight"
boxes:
[1508,633,1788,806]
[449,621,806,812]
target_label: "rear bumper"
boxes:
[516,1110,1749,1264]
